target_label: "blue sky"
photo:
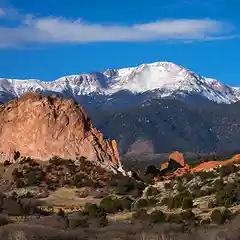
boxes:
[0,0,240,85]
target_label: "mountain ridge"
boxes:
[1,61,240,104]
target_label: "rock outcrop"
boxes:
[0,93,121,171]
[160,151,190,173]
[191,154,240,172]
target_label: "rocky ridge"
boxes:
[0,93,122,172]
[0,61,240,104]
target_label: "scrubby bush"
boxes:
[0,215,11,226]
[14,151,20,161]
[168,196,182,209]
[135,198,149,209]
[3,160,11,167]
[57,209,65,217]
[164,182,172,189]
[222,207,232,220]
[168,193,191,209]
[47,95,54,105]
[182,172,194,182]
[119,197,133,210]
[12,168,23,180]
[100,197,120,214]
[74,173,93,188]
[26,170,40,186]
[176,182,186,193]
[167,213,182,224]
[181,209,195,221]
[196,171,217,181]
[160,197,169,206]
[132,209,149,221]
[215,182,237,207]
[145,186,159,197]
[149,210,165,223]
[214,179,224,191]
[134,198,157,209]
[85,203,106,218]
[219,164,236,178]
[182,197,193,209]
[210,209,231,224]
[115,177,136,195]
[98,215,108,227]
[207,201,215,208]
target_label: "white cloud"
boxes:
[0,8,5,17]
[0,15,236,48]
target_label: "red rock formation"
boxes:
[160,151,190,171]
[169,151,186,167]
[0,93,121,171]
[191,154,240,172]
[158,151,240,178]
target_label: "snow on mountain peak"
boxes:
[0,61,239,104]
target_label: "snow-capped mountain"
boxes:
[0,61,239,104]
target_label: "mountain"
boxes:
[0,92,122,172]
[1,61,240,156]
[91,98,240,155]
[0,61,240,105]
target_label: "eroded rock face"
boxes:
[0,93,121,171]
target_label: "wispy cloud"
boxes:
[0,12,237,48]
[0,8,5,17]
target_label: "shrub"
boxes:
[222,207,232,220]
[85,203,106,218]
[115,177,135,195]
[132,209,149,221]
[3,160,11,167]
[12,168,23,180]
[15,179,24,188]
[215,183,237,207]
[57,209,65,217]
[176,183,186,193]
[182,197,193,209]
[100,197,122,213]
[47,96,54,105]
[145,186,159,197]
[181,209,195,221]
[167,213,182,224]
[196,171,217,180]
[134,198,157,209]
[14,151,20,161]
[164,182,172,189]
[214,179,224,191]
[168,193,185,209]
[160,197,169,206]
[219,164,236,178]
[182,173,194,182]
[207,201,215,208]
[0,215,11,226]
[131,189,143,198]
[98,216,108,227]
[210,209,225,224]
[74,173,93,188]
[149,210,165,223]
[26,170,39,186]
[167,197,176,209]
[119,197,133,210]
